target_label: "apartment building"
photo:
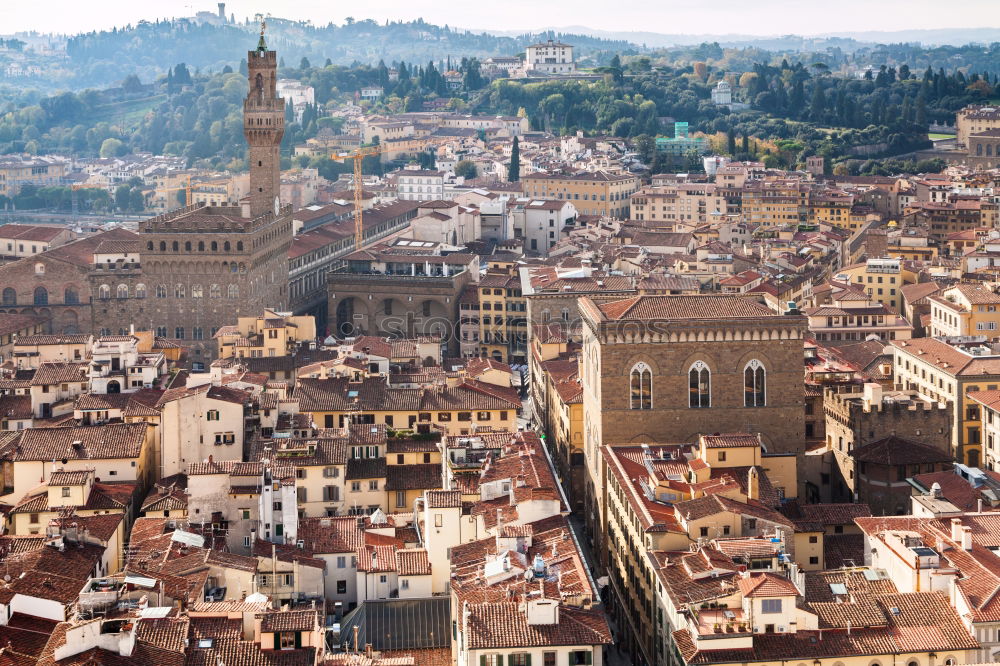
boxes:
[928,283,1000,337]
[0,155,66,197]
[396,168,445,201]
[522,170,639,218]
[892,337,1000,467]
[835,257,918,313]
[630,184,728,225]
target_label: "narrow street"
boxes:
[520,370,633,665]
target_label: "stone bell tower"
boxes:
[243,18,284,219]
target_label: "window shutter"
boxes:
[525,656,531,666]
[295,631,302,649]
[273,633,280,650]
[497,657,503,666]
[584,651,592,665]
[480,657,486,666]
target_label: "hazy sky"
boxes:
[2,0,998,36]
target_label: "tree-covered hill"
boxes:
[61,18,635,89]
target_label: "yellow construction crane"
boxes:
[332,145,382,250]
[156,175,210,210]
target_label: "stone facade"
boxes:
[328,273,473,354]
[90,39,293,364]
[578,294,807,557]
[821,385,952,504]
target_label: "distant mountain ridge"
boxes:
[480,25,1000,48]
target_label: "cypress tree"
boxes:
[508,136,520,182]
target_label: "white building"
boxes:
[711,80,733,105]
[156,383,250,478]
[275,79,315,122]
[88,334,165,394]
[525,40,576,75]
[508,199,578,255]
[396,167,445,201]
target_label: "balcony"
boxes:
[690,607,752,642]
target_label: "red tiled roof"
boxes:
[738,572,799,597]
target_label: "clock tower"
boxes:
[244,18,284,219]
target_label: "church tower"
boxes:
[243,19,284,219]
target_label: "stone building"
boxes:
[820,383,952,505]
[0,229,139,335]
[578,294,807,552]
[95,35,292,364]
[327,241,477,353]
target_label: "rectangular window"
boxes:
[762,599,782,613]
[396,490,406,508]
[337,580,347,594]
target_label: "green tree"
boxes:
[454,160,478,180]
[99,138,125,158]
[508,136,520,182]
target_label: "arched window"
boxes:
[228,284,239,299]
[191,284,203,298]
[135,284,146,299]
[989,145,995,157]
[33,286,48,306]
[237,241,244,252]
[211,241,218,252]
[978,143,984,156]
[198,241,205,251]
[156,284,167,298]
[172,241,179,252]
[64,287,78,305]
[744,359,766,407]
[1,288,15,306]
[184,241,192,252]
[146,241,153,251]
[175,284,185,298]
[630,362,652,410]
[116,284,129,299]
[98,284,111,300]
[223,241,231,252]
[159,241,166,251]
[230,263,238,273]
[210,284,221,299]
[689,361,710,408]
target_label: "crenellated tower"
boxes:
[243,19,284,219]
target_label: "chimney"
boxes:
[961,526,973,551]
[950,518,963,543]
[862,383,882,409]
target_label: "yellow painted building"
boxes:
[215,308,317,359]
[836,257,917,313]
[477,270,527,363]
[928,283,1000,337]
[523,170,639,218]
[295,376,519,436]
[892,336,998,467]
